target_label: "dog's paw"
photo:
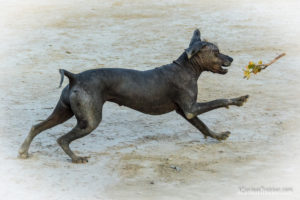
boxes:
[18,152,29,159]
[232,95,249,107]
[18,147,29,159]
[71,156,90,164]
[214,131,231,141]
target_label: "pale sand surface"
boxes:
[0,0,300,199]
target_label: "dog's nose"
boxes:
[228,56,233,62]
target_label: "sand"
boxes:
[0,0,300,199]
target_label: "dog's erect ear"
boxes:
[189,29,201,47]
[185,41,206,59]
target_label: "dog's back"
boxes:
[60,65,181,115]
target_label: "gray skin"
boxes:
[19,29,249,163]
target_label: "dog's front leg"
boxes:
[182,95,249,119]
[176,108,230,140]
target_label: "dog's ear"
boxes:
[189,29,201,47]
[185,41,206,59]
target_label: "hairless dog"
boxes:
[19,29,249,163]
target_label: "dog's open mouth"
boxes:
[220,66,229,74]
[220,62,231,74]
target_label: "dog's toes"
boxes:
[18,152,29,159]
[241,95,249,101]
[215,131,231,141]
[72,156,89,164]
[234,95,249,106]
[18,146,29,159]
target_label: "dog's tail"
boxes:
[58,69,76,88]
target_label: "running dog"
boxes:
[19,29,249,163]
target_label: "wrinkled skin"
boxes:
[19,29,249,163]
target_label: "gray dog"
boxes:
[19,29,249,163]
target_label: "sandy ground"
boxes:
[0,0,300,199]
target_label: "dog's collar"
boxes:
[173,60,201,77]
[173,60,184,67]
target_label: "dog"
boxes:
[19,29,249,163]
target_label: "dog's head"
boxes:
[185,29,233,74]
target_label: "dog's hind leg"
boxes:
[176,108,230,141]
[19,100,74,158]
[57,95,103,163]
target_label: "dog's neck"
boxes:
[174,52,204,78]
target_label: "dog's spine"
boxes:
[58,69,76,88]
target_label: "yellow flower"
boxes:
[253,67,259,74]
[258,60,262,65]
[244,70,251,79]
